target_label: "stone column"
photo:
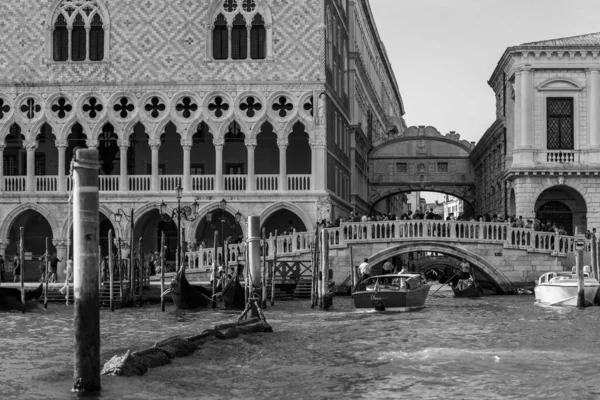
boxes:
[589,69,600,155]
[278,139,288,192]
[246,139,256,192]
[149,139,161,191]
[56,140,67,192]
[266,23,273,59]
[54,240,67,283]
[214,139,224,192]
[181,140,192,192]
[24,140,37,193]
[0,144,4,191]
[246,24,252,60]
[67,27,72,61]
[227,23,233,59]
[310,135,326,192]
[85,27,90,61]
[86,140,99,150]
[118,140,129,192]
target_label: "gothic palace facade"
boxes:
[0,0,405,280]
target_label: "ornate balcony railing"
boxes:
[256,174,278,191]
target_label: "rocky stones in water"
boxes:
[101,318,273,377]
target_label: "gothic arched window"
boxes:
[209,0,272,61]
[48,0,108,63]
[71,14,86,61]
[53,14,68,61]
[250,13,266,59]
[213,13,228,60]
[231,14,247,60]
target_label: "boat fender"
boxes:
[374,301,385,312]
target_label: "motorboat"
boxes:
[534,266,600,306]
[352,273,430,311]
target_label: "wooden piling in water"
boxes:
[19,227,24,310]
[212,231,218,309]
[592,234,599,282]
[138,237,143,306]
[71,148,101,394]
[320,230,329,310]
[44,237,50,309]
[261,228,267,309]
[109,230,114,312]
[117,239,123,305]
[160,232,165,312]
[271,230,277,306]
[576,247,586,308]
[349,245,355,294]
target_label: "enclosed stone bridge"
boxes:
[368,126,476,209]
[323,220,581,293]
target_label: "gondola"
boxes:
[451,277,484,298]
[170,266,214,310]
[216,274,246,310]
[0,283,43,312]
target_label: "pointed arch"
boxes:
[283,116,310,141]
[61,118,91,141]
[60,203,116,240]
[123,116,143,142]
[188,119,218,142]
[0,116,18,142]
[90,113,113,139]
[217,116,250,140]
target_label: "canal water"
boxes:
[1,291,599,400]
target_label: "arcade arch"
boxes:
[534,185,587,235]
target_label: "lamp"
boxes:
[158,183,201,268]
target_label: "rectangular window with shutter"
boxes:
[547,98,574,150]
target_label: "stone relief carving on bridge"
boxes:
[317,197,332,223]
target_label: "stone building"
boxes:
[476,32,600,234]
[0,0,404,280]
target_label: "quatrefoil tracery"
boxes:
[20,98,41,120]
[83,97,103,119]
[51,97,73,119]
[145,96,166,119]
[114,97,135,119]
[208,96,230,118]
[272,96,293,118]
[240,96,262,118]
[176,97,198,119]
[0,99,10,120]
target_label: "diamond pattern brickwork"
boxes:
[0,0,323,83]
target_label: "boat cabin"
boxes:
[360,274,425,292]
[538,266,593,285]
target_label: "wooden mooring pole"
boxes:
[592,234,599,282]
[71,148,101,394]
[19,227,24,309]
[212,230,218,309]
[44,237,50,309]
[349,245,355,294]
[311,225,319,309]
[270,230,277,306]
[138,237,143,306]
[109,230,114,312]
[576,242,586,308]
[261,228,267,309]
[160,232,165,312]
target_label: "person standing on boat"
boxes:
[382,259,394,275]
[358,258,371,282]
[12,254,20,283]
[459,259,471,280]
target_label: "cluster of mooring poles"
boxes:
[311,225,333,310]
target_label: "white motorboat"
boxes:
[534,266,600,306]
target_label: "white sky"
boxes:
[369,0,600,203]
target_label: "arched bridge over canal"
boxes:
[323,220,582,293]
[184,220,583,293]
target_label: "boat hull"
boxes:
[170,275,214,310]
[353,285,430,311]
[452,279,484,298]
[534,283,600,306]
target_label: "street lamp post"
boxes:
[159,184,200,270]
